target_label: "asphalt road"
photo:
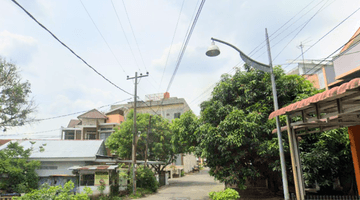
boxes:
[139,168,224,200]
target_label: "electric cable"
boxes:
[273,0,329,61]
[79,0,129,73]
[25,98,132,123]
[11,0,133,96]
[110,0,141,73]
[158,0,185,91]
[284,6,360,70]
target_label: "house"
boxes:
[108,92,197,173]
[329,27,360,88]
[108,92,190,121]
[61,109,122,142]
[0,140,109,192]
[287,59,335,90]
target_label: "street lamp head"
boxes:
[206,41,220,57]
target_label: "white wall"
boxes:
[36,161,86,177]
[183,153,197,173]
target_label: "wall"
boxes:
[333,43,360,79]
[36,161,86,177]
[78,186,110,195]
[106,114,124,124]
[182,153,197,173]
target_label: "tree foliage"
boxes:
[300,128,355,194]
[0,57,35,131]
[106,110,177,174]
[14,181,92,200]
[0,142,41,193]
[194,66,317,191]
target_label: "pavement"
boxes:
[139,168,224,200]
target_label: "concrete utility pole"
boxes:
[127,72,149,195]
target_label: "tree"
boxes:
[171,111,200,154]
[14,181,92,200]
[0,142,41,193]
[0,57,35,131]
[106,110,177,175]
[196,66,318,191]
[300,128,356,194]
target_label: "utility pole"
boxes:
[145,115,151,167]
[127,71,149,195]
[298,42,306,75]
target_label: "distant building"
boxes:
[61,109,123,142]
[329,27,360,88]
[287,59,335,90]
[108,92,190,121]
[0,140,108,192]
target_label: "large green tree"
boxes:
[106,110,177,175]
[0,57,35,131]
[0,142,41,193]
[196,66,317,191]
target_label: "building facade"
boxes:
[61,109,123,142]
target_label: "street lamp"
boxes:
[206,29,290,200]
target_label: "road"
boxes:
[140,168,224,200]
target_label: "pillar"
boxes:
[348,125,360,195]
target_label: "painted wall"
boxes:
[36,161,86,177]
[182,153,197,173]
[106,114,124,124]
[333,43,360,78]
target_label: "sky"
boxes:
[0,0,359,139]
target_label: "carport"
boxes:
[269,78,360,200]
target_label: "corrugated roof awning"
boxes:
[269,78,360,119]
[269,78,360,134]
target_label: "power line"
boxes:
[272,0,329,61]
[248,0,317,57]
[304,31,360,75]
[10,0,133,96]
[158,0,185,91]
[121,0,147,73]
[284,6,360,70]
[79,0,128,74]
[110,0,141,73]
[166,0,206,93]
[25,98,132,123]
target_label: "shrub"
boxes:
[209,188,240,200]
[181,171,185,177]
[128,165,159,193]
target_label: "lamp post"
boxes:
[206,29,290,200]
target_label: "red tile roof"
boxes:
[340,27,360,53]
[67,119,81,128]
[0,139,11,146]
[269,78,360,119]
[78,109,107,119]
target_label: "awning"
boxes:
[269,78,360,134]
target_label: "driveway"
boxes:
[140,168,224,200]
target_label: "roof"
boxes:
[68,165,118,171]
[0,140,106,161]
[0,139,11,146]
[340,27,360,53]
[269,78,360,119]
[110,97,188,111]
[67,119,81,128]
[78,109,107,119]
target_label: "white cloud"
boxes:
[0,30,37,64]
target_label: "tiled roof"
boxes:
[340,27,360,53]
[67,119,81,128]
[78,109,107,119]
[0,139,11,146]
[269,78,360,119]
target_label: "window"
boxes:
[174,112,181,119]
[39,166,58,170]
[80,174,94,186]
[86,132,96,140]
[65,132,74,140]
[100,128,113,131]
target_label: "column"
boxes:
[348,125,360,195]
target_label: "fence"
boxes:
[291,193,360,200]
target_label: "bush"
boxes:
[209,188,240,200]
[128,165,159,193]
[181,171,185,177]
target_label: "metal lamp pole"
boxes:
[206,29,289,200]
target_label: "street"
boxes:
[139,168,224,200]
